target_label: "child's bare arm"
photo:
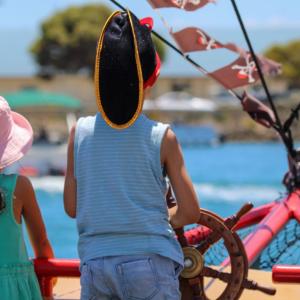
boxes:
[161,128,200,228]
[15,176,54,258]
[63,125,77,218]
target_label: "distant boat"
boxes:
[143,91,218,112]
[5,142,67,177]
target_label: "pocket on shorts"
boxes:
[80,264,90,286]
[174,262,183,278]
[118,258,159,300]
[80,264,95,300]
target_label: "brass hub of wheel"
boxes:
[181,247,204,279]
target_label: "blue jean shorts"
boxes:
[80,254,183,300]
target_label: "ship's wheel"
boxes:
[175,207,277,300]
[178,209,248,300]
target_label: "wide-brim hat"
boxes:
[95,10,161,129]
[0,96,33,169]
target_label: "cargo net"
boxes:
[195,220,300,270]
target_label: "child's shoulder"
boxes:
[15,175,33,192]
[77,114,97,127]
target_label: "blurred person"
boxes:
[0,96,55,300]
[64,10,200,300]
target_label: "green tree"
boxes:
[30,4,166,77]
[264,40,300,88]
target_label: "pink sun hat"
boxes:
[0,96,33,169]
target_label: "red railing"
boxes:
[33,258,80,297]
[272,265,300,283]
[33,198,298,297]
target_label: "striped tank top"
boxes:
[74,113,183,266]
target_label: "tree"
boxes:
[264,40,300,88]
[30,4,166,77]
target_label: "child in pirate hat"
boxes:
[64,10,200,299]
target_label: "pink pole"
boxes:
[242,201,290,265]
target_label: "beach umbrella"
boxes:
[3,88,81,111]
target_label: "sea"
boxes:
[26,142,288,259]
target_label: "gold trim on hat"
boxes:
[94,10,144,130]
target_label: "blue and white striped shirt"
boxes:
[74,113,183,266]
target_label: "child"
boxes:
[0,96,54,300]
[64,10,200,299]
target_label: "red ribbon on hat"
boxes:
[140,17,161,89]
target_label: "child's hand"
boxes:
[42,277,57,300]
[51,277,58,287]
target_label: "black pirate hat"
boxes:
[95,10,161,129]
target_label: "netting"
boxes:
[191,220,300,270]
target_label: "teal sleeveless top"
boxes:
[0,174,42,300]
[74,113,183,266]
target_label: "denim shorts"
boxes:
[80,254,183,300]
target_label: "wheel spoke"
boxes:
[202,266,232,283]
[196,230,222,254]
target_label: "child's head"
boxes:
[95,10,160,129]
[0,96,33,211]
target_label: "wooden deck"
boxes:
[53,269,300,299]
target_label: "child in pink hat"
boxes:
[0,96,54,300]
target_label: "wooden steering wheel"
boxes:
[178,209,248,300]
[166,188,276,299]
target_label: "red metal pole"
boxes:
[184,202,276,245]
[33,258,81,298]
[242,201,290,265]
[272,265,300,283]
[241,191,300,266]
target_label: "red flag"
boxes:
[209,52,280,89]
[257,55,282,76]
[241,91,276,128]
[148,0,216,11]
[172,27,222,52]
[209,54,260,89]
[171,27,249,56]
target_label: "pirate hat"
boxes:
[95,10,161,129]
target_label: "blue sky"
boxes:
[0,0,300,76]
[1,0,300,30]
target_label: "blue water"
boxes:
[27,142,288,259]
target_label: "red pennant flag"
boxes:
[209,54,260,89]
[172,27,222,52]
[257,55,282,76]
[171,27,248,56]
[148,0,216,11]
[241,91,276,128]
[209,53,280,89]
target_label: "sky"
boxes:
[1,0,300,30]
[0,0,300,76]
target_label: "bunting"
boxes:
[210,52,281,89]
[172,27,222,52]
[148,0,216,11]
[241,91,276,128]
[209,54,259,89]
[145,0,281,129]
[172,27,245,54]
[171,27,281,89]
